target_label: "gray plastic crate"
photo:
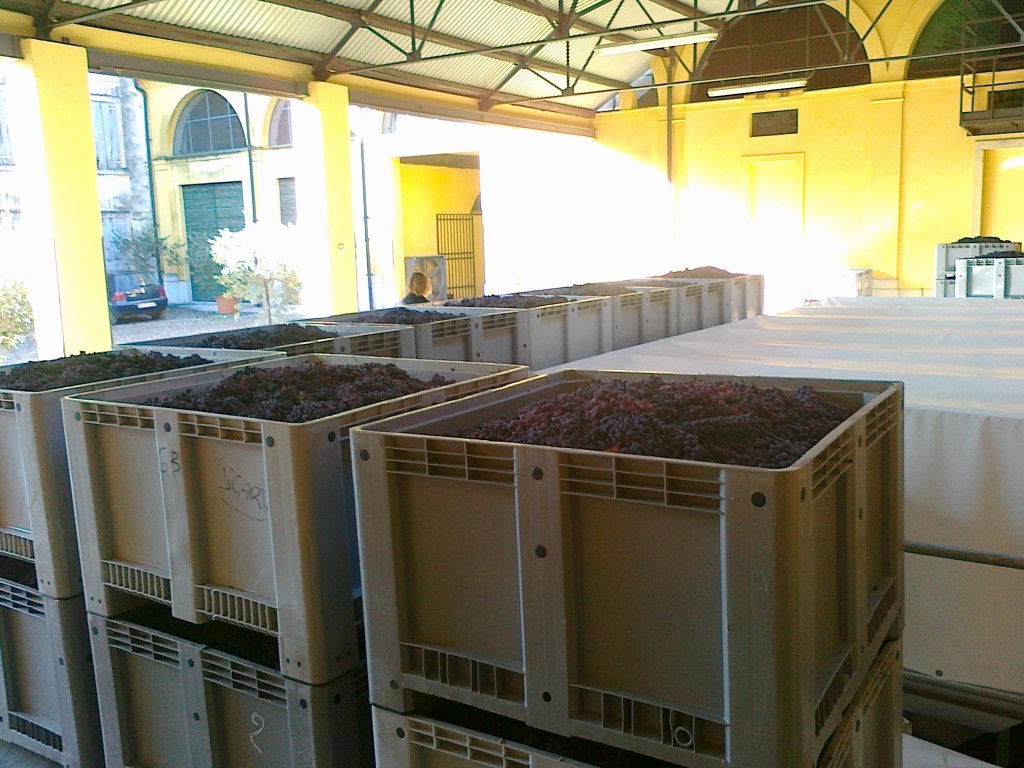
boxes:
[546,287,647,351]
[123,322,416,358]
[63,355,528,685]
[935,240,1020,280]
[0,581,101,767]
[90,612,372,768]
[816,640,902,768]
[954,257,1024,299]
[353,371,904,768]
[0,348,283,600]
[402,306,523,364]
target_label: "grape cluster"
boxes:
[186,324,338,350]
[0,351,213,392]
[446,295,565,309]
[560,282,639,296]
[658,266,737,279]
[954,235,1011,244]
[146,361,453,423]
[453,378,852,468]
[348,308,464,324]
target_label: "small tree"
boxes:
[210,222,303,325]
[110,223,185,274]
[0,281,34,351]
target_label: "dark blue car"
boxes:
[107,272,168,322]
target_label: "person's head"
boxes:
[409,271,431,297]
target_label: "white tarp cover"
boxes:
[548,297,1024,698]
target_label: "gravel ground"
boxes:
[0,303,307,367]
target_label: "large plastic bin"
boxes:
[316,307,520,363]
[353,370,904,768]
[935,240,1020,280]
[0,572,101,767]
[124,322,416,358]
[63,354,528,686]
[954,257,1024,299]
[90,610,372,768]
[746,274,766,317]
[0,348,282,600]
[816,640,902,768]
[544,287,647,351]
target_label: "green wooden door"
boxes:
[182,182,245,301]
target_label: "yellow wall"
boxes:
[397,163,480,294]
[980,144,1024,248]
[596,76,997,295]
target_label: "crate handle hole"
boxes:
[542,692,552,702]
[396,728,406,739]
[535,545,547,558]
[751,492,767,508]
[673,726,694,748]
[360,449,370,461]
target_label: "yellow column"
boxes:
[303,81,357,314]
[20,39,111,356]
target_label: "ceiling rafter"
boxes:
[260,0,631,90]
[488,0,636,43]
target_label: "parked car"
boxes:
[107,272,168,322]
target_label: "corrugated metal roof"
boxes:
[34,0,732,114]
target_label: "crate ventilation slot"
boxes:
[8,713,62,752]
[622,294,643,308]
[862,641,900,709]
[865,395,900,448]
[79,403,155,430]
[385,438,515,485]
[649,289,671,302]
[811,435,854,498]
[202,651,287,705]
[349,335,402,356]
[868,580,898,643]
[576,301,601,313]
[709,284,724,295]
[0,581,44,616]
[401,643,526,705]
[407,719,531,767]
[570,684,725,756]
[561,455,723,513]
[102,561,171,604]
[482,314,517,331]
[178,414,263,444]
[815,715,854,767]
[537,305,568,318]
[199,585,278,634]
[685,285,702,297]
[0,393,14,412]
[107,620,181,666]
[815,647,854,734]
[432,319,471,340]
[0,529,35,561]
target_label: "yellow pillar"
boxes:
[301,81,357,314]
[20,39,111,356]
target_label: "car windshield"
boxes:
[113,274,159,292]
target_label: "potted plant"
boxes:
[210,222,303,325]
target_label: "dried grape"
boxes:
[185,324,337,350]
[146,361,453,423]
[0,351,213,392]
[446,295,566,309]
[452,378,852,468]
[346,308,463,324]
[658,266,737,279]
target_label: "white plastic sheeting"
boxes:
[548,297,1024,699]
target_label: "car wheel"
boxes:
[150,310,166,320]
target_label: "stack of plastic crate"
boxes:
[352,369,905,768]
[0,347,282,768]
[61,354,529,767]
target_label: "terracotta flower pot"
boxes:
[215,296,239,315]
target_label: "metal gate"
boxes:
[436,213,476,298]
[182,182,245,301]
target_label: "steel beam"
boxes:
[40,0,171,31]
[904,671,1024,721]
[905,541,1024,572]
[262,0,630,89]
[489,0,636,43]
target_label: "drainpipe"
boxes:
[136,81,162,281]
[242,92,258,223]
[359,138,374,308]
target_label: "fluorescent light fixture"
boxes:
[707,78,808,98]
[594,29,719,56]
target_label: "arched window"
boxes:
[691,7,870,102]
[173,91,247,156]
[269,100,293,147]
[909,0,1024,79]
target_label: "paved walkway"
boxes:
[0,303,306,367]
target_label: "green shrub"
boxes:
[0,281,33,351]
